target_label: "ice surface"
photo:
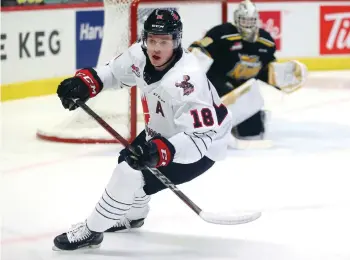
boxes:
[1,71,350,260]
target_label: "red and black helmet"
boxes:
[142,9,183,49]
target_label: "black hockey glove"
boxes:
[120,136,176,170]
[57,68,103,110]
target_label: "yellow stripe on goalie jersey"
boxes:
[188,45,212,58]
[226,36,242,41]
[198,37,214,47]
[189,37,214,50]
[256,37,275,48]
[220,33,242,41]
[188,38,213,57]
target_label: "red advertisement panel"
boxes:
[320,5,350,55]
[259,11,281,50]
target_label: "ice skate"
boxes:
[53,222,103,251]
[105,218,145,232]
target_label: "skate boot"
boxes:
[104,218,145,232]
[53,221,103,251]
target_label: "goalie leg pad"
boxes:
[222,79,264,127]
[234,110,266,138]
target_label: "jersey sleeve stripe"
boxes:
[184,132,203,158]
[192,133,208,150]
[204,133,213,142]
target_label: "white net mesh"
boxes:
[36,0,226,143]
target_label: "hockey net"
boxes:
[36,0,228,143]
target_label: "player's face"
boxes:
[237,16,258,42]
[146,34,175,69]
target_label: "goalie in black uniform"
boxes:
[189,0,307,144]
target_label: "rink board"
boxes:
[1,0,349,100]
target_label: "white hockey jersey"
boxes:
[95,42,232,164]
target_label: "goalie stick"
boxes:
[71,98,261,225]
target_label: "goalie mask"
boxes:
[142,9,183,51]
[234,0,259,42]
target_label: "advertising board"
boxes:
[320,5,350,55]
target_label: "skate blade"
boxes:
[52,243,101,251]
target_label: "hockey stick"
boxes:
[72,99,261,225]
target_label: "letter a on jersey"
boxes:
[156,101,164,117]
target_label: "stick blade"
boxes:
[199,211,261,225]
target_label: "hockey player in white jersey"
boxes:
[53,9,232,251]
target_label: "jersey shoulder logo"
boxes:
[230,41,243,51]
[175,75,194,96]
